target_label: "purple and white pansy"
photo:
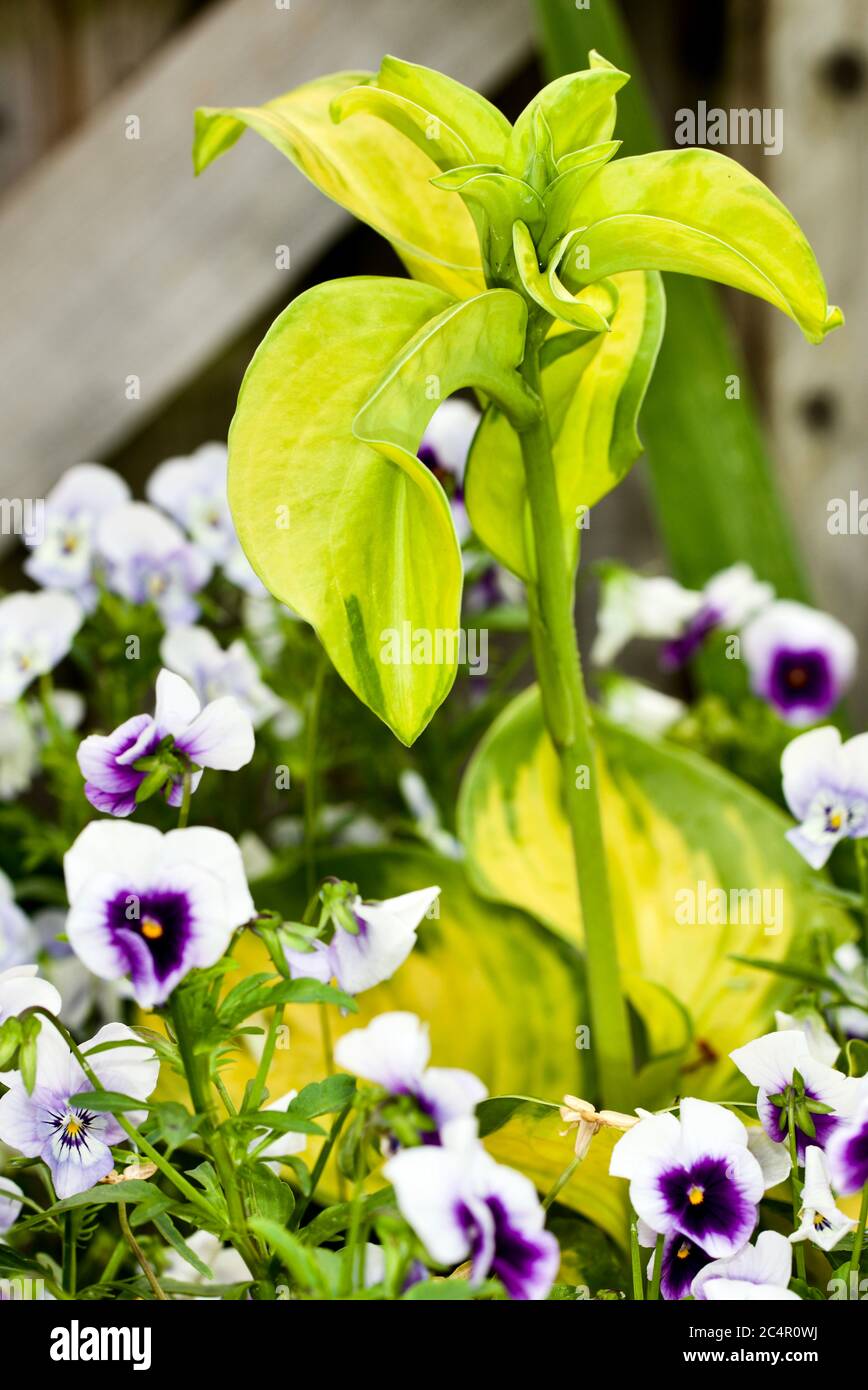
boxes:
[334,1011,487,1144]
[730,1029,859,1161]
[660,563,772,668]
[609,1099,765,1260]
[97,503,212,627]
[691,1230,800,1301]
[780,725,868,869]
[77,668,254,817]
[146,442,263,594]
[24,464,131,609]
[636,1221,711,1302]
[284,886,440,995]
[0,590,84,704]
[63,821,256,1008]
[790,1144,856,1250]
[160,626,282,729]
[385,1117,559,1300]
[0,1020,159,1199]
[591,566,703,668]
[742,600,857,725]
[417,399,480,544]
[826,1078,868,1196]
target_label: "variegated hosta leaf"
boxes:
[464,270,665,579]
[457,686,853,1097]
[512,221,612,332]
[371,55,513,167]
[560,149,843,343]
[228,277,532,746]
[193,72,483,298]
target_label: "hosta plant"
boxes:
[195,51,842,1108]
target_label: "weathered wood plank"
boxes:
[0,0,532,500]
[764,0,868,686]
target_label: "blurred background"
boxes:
[0,0,866,710]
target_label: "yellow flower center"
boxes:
[687,1185,704,1206]
[64,1117,83,1139]
[141,916,163,940]
[676,1242,691,1260]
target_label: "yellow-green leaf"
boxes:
[193,71,483,298]
[563,149,843,343]
[228,278,531,745]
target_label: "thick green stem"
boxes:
[517,341,634,1107]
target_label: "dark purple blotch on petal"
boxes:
[657,1155,755,1249]
[659,1234,709,1300]
[105,887,193,989]
[766,648,834,716]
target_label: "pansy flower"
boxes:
[691,1230,800,1300]
[0,591,84,703]
[284,886,439,995]
[77,668,254,817]
[591,565,703,668]
[0,870,39,973]
[0,964,62,1027]
[0,1021,159,1199]
[162,1231,251,1298]
[742,600,857,725]
[160,626,283,729]
[661,563,773,668]
[97,503,212,627]
[636,1221,711,1302]
[780,725,868,869]
[826,1078,868,1195]
[609,1098,764,1258]
[146,443,263,594]
[790,1144,856,1250]
[598,674,687,739]
[417,399,480,543]
[334,1011,487,1145]
[385,1117,559,1300]
[24,464,130,608]
[63,821,256,1008]
[730,1029,858,1160]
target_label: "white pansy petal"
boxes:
[0,967,62,1023]
[83,1022,160,1104]
[46,1128,115,1199]
[775,1010,840,1067]
[385,1144,471,1266]
[160,624,221,687]
[97,502,187,564]
[0,1177,23,1233]
[356,887,441,935]
[692,1230,793,1299]
[154,669,202,737]
[679,1098,750,1161]
[0,1086,47,1155]
[843,732,868,800]
[160,828,255,927]
[729,1030,809,1090]
[333,1012,430,1091]
[702,1278,800,1301]
[177,697,254,770]
[64,821,163,905]
[780,726,843,820]
[609,1110,681,1180]
[785,825,837,869]
[419,1067,488,1124]
[746,1127,791,1189]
